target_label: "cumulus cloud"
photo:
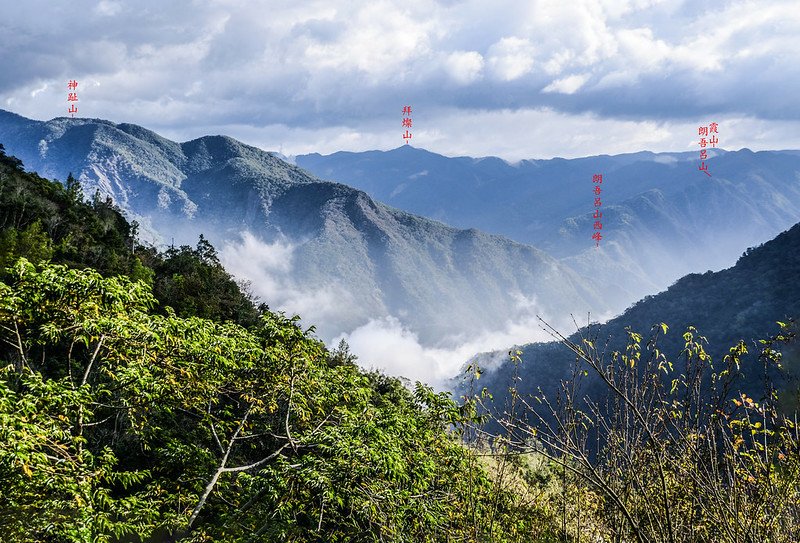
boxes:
[335,293,567,389]
[443,51,484,85]
[218,231,355,328]
[1,0,799,159]
[542,74,590,95]
[486,37,536,81]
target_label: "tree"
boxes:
[0,259,537,542]
[484,319,800,543]
[65,172,82,203]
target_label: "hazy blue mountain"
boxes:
[0,109,316,240]
[0,109,606,344]
[297,146,800,309]
[468,220,800,408]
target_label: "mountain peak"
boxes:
[0,108,609,346]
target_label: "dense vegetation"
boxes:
[465,320,800,543]
[474,216,800,413]
[1,145,799,542]
[0,143,259,327]
[0,148,552,541]
[0,258,548,541]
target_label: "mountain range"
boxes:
[0,109,604,353]
[297,147,800,306]
[468,219,800,410]
[2,107,800,384]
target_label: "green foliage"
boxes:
[137,235,260,327]
[0,220,54,268]
[0,144,139,278]
[0,259,536,542]
[0,146,257,327]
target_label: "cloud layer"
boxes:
[219,231,356,329]
[218,232,571,387]
[1,0,798,159]
[334,313,556,389]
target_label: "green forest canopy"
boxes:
[0,144,546,541]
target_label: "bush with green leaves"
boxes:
[0,259,541,542]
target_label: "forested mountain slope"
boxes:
[298,146,800,308]
[0,109,608,343]
[0,145,547,542]
[472,220,800,407]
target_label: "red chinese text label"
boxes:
[67,80,79,117]
[402,105,412,144]
[592,174,603,247]
[698,122,718,177]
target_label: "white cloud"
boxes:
[216,230,563,388]
[219,231,354,327]
[301,1,435,80]
[542,73,589,94]
[525,0,617,71]
[598,0,670,19]
[615,27,671,71]
[29,84,48,98]
[335,297,557,388]
[2,0,800,160]
[486,37,536,81]
[444,51,484,85]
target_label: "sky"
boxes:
[1,0,799,160]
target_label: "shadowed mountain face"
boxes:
[468,220,800,409]
[0,109,606,347]
[297,146,800,309]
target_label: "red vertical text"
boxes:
[402,105,412,144]
[67,80,79,117]
[697,122,719,177]
[592,173,603,247]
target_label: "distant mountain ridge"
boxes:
[297,146,800,309]
[0,109,318,239]
[0,109,606,347]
